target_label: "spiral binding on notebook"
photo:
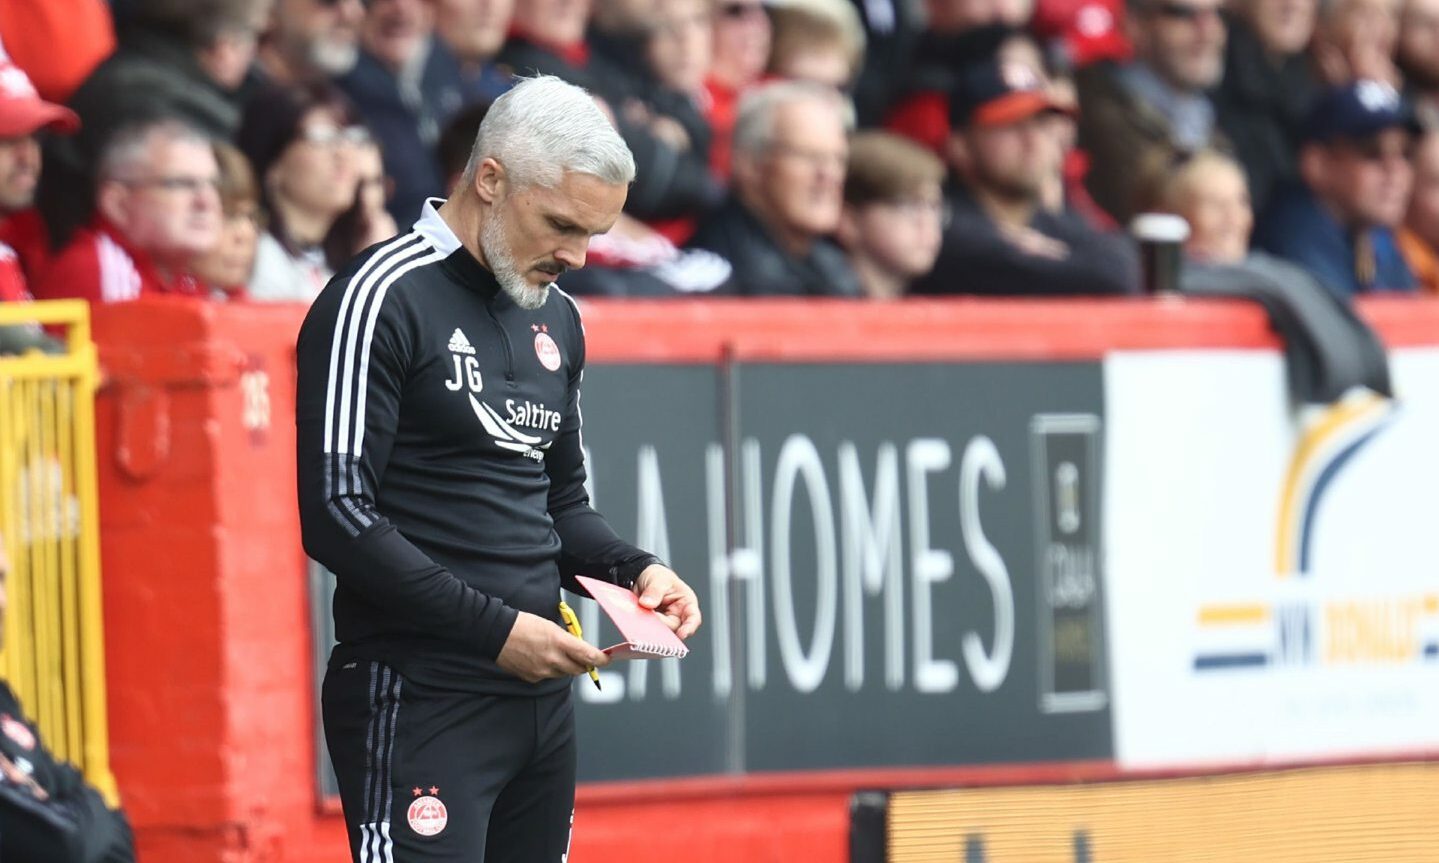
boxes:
[630,642,689,658]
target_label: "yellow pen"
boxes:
[558,600,601,690]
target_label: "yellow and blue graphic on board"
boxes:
[1192,388,1439,674]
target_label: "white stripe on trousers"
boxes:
[361,664,402,863]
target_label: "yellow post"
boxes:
[0,300,116,804]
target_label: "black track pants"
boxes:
[323,659,577,863]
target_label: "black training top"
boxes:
[296,200,659,695]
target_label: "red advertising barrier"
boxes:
[87,296,1439,862]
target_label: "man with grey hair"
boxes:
[1076,0,1228,222]
[688,79,861,296]
[35,116,221,303]
[297,74,700,862]
[254,0,366,85]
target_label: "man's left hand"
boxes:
[633,565,702,640]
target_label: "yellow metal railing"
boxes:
[0,300,115,803]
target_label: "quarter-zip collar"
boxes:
[413,197,501,298]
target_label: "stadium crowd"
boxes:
[0,0,1437,311]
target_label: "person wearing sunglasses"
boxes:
[1254,80,1421,298]
[1075,0,1227,223]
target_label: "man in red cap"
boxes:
[0,49,79,302]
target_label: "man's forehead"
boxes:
[532,172,628,229]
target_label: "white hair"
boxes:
[463,75,637,189]
[732,80,852,160]
[98,117,212,182]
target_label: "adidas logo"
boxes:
[447,328,475,355]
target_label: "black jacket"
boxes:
[0,683,133,863]
[911,186,1139,296]
[337,39,471,225]
[687,197,862,297]
[296,202,658,695]
[1211,17,1319,215]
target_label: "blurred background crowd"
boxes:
[1,0,1439,312]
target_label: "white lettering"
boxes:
[907,438,958,693]
[838,442,904,692]
[960,436,1013,693]
[742,438,766,689]
[505,398,561,432]
[706,444,734,698]
[771,435,837,693]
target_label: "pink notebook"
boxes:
[574,576,691,660]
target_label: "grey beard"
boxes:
[309,39,359,77]
[480,216,550,309]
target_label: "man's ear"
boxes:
[95,180,128,228]
[474,157,506,205]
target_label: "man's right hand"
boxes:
[495,611,611,683]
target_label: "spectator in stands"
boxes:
[688,81,861,296]
[589,0,661,86]
[339,0,470,224]
[846,0,923,126]
[436,87,733,296]
[706,0,772,178]
[0,530,136,859]
[499,1,724,224]
[253,0,365,86]
[35,117,221,303]
[1397,129,1439,293]
[1311,0,1400,86]
[1212,0,1320,215]
[641,0,724,241]
[767,0,867,92]
[883,2,1041,156]
[1161,149,1393,402]
[238,83,362,303]
[40,0,267,250]
[434,0,514,102]
[1398,0,1439,122]
[323,134,399,271]
[1254,80,1419,297]
[836,131,946,299]
[1030,0,1132,70]
[1075,0,1226,223]
[913,58,1138,295]
[193,140,262,300]
[0,54,79,290]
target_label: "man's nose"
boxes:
[555,239,588,271]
